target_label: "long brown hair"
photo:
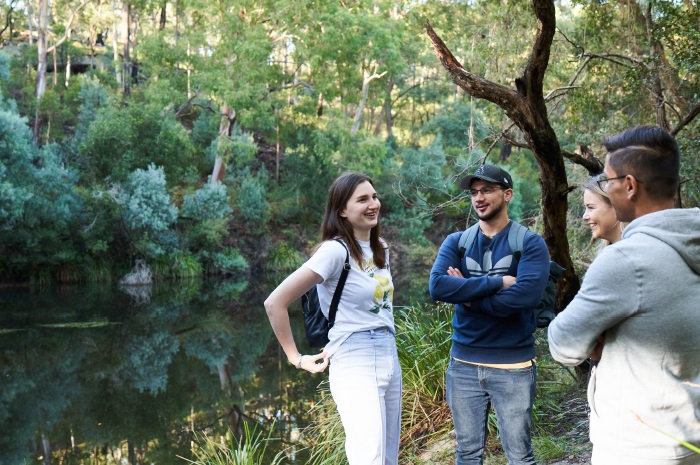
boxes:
[320,171,387,269]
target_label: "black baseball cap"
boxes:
[460,164,514,190]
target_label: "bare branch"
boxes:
[671,99,700,136]
[582,52,643,69]
[175,89,200,117]
[544,85,581,102]
[391,84,420,105]
[556,27,583,57]
[561,146,604,175]
[47,0,92,53]
[424,21,520,110]
[502,131,529,150]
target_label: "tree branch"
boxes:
[561,146,604,175]
[671,99,700,136]
[46,0,92,53]
[517,0,557,102]
[424,20,520,110]
[175,89,200,117]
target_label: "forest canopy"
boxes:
[0,0,698,290]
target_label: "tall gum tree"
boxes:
[33,0,91,142]
[425,1,580,309]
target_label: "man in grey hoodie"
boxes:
[548,126,700,465]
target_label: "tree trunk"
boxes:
[211,104,236,183]
[27,0,34,45]
[41,432,51,465]
[159,1,166,30]
[33,0,49,142]
[374,78,395,136]
[425,0,580,311]
[352,66,387,135]
[352,68,372,135]
[122,1,131,97]
[642,3,668,130]
[52,47,57,86]
[127,440,136,465]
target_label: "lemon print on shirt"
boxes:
[369,275,393,314]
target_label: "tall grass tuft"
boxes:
[265,242,305,273]
[180,423,286,465]
[302,304,591,464]
[302,384,348,465]
[82,257,112,283]
[152,252,203,279]
[395,303,456,458]
[303,304,457,464]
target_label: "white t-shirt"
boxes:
[304,239,394,357]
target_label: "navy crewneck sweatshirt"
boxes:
[429,221,550,364]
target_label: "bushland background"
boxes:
[1,0,698,463]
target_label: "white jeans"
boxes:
[329,328,402,465]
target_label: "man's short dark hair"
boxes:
[603,125,680,201]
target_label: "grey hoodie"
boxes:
[548,208,700,464]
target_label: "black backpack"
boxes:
[457,221,565,328]
[301,239,351,348]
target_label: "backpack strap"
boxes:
[328,238,351,328]
[459,221,527,260]
[507,221,528,260]
[458,224,480,260]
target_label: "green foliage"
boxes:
[120,328,180,393]
[119,164,178,258]
[396,140,449,210]
[79,103,197,183]
[232,170,270,235]
[265,242,304,272]
[121,164,178,232]
[0,106,88,279]
[68,76,112,153]
[185,218,229,251]
[501,154,542,224]
[387,205,432,247]
[424,101,490,150]
[225,128,259,169]
[182,181,232,221]
[183,426,286,465]
[0,51,10,82]
[209,247,248,275]
[192,111,220,150]
[303,383,348,465]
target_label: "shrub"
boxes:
[265,242,304,272]
[119,164,178,258]
[181,181,232,221]
[233,171,270,234]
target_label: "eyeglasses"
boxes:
[469,186,503,197]
[597,175,628,191]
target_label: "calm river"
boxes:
[0,277,331,464]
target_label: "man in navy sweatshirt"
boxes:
[429,164,550,465]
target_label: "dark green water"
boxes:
[0,277,324,465]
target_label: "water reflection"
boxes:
[0,278,322,465]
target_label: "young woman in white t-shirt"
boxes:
[264,171,401,465]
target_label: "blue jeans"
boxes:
[445,357,537,465]
[329,328,402,465]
